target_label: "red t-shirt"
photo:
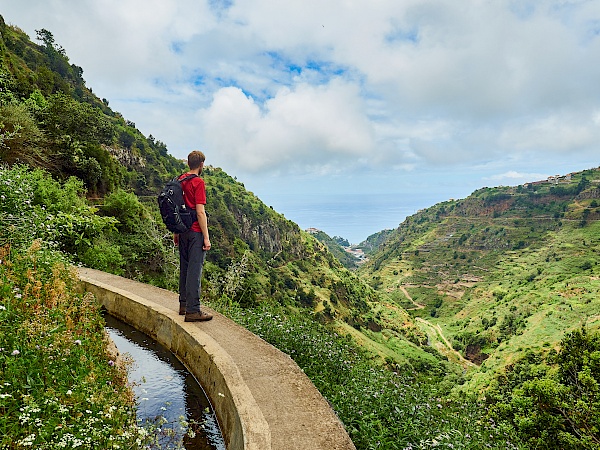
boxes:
[179,173,206,233]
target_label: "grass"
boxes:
[362,189,600,391]
[208,297,525,449]
[335,321,438,370]
[0,242,146,449]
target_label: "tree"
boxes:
[0,102,49,167]
[35,28,56,50]
[35,28,65,55]
[488,328,600,449]
[42,92,114,144]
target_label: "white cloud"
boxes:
[2,0,600,194]
[500,112,600,154]
[485,171,549,184]
[198,79,375,173]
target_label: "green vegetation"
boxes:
[0,164,118,262]
[0,162,508,449]
[0,17,184,195]
[0,242,143,449]
[0,226,201,448]
[358,228,394,255]
[361,170,600,390]
[3,14,600,449]
[487,328,600,449]
[210,299,525,449]
[311,229,360,269]
[0,169,144,446]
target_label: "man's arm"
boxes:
[196,203,211,251]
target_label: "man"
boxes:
[174,150,213,322]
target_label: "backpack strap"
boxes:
[178,173,198,183]
[178,173,199,225]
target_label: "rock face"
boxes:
[234,210,305,256]
[577,187,600,199]
[465,344,489,366]
[103,145,146,169]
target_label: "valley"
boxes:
[356,169,600,389]
[2,14,600,447]
[414,317,475,370]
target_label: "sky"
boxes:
[1,1,600,242]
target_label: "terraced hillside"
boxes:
[360,168,600,389]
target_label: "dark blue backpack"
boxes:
[157,174,198,233]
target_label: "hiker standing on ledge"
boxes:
[174,150,213,322]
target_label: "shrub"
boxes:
[101,189,146,233]
[80,238,125,274]
[487,328,600,449]
[0,102,47,167]
[209,299,524,449]
[0,242,144,448]
[32,174,87,213]
[0,165,117,259]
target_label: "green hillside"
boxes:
[0,14,431,368]
[360,168,600,389]
[5,14,600,448]
[0,16,185,194]
[310,229,361,269]
[358,228,394,255]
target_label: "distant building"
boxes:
[524,172,575,188]
[305,227,320,234]
[344,247,367,262]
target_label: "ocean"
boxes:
[259,192,441,244]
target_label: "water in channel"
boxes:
[104,314,226,450]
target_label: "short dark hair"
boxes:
[188,150,205,170]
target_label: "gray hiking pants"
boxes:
[178,230,206,314]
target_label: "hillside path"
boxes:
[399,285,474,369]
[399,286,425,310]
[415,318,476,369]
[79,268,355,450]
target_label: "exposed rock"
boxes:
[233,210,305,256]
[577,188,600,199]
[465,344,489,365]
[103,145,146,169]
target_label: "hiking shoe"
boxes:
[184,311,213,322]
[179,305,186,315]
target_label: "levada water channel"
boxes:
[104,314,226,450]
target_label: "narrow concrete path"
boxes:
[78,268,355,450]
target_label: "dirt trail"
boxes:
[399,286,424,310]
[415,318,476,369]
[399,285,475,369]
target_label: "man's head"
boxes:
[188,150,206,170]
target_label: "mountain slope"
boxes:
[360,168,600,389]
[0,15,441,372]
[310,229,361,269]
[175,167,434,369]
[0,16,185,194]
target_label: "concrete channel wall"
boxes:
[77,267,356,450]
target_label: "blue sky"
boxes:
[2,1,599,242]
